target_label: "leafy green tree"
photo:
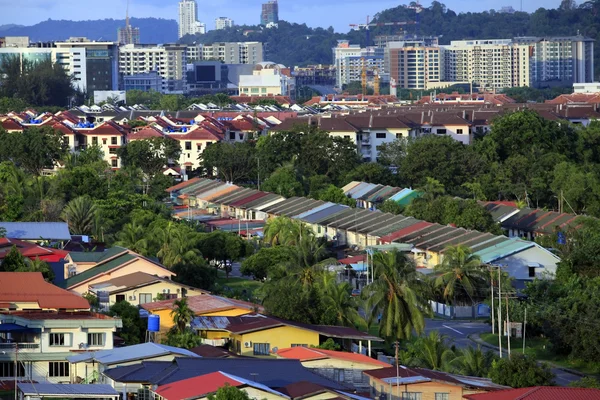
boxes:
[126,90,162,108]
[108,301,146,345]
[569,377,600,388]
[115,222,149,255]
[0,246,29,271]
[314,185,355,207]
[255,131,302,177]
[488,354,554,388]
[199,142,256,183]
[61,196,98,236]
[207,384,252,400]
[240,246,294,280]
[159,94,185,111]
[364,250,427,340]
[313,338,341,351]
[320,277,362,327]
[170,297,196,334]
[172,260,216,291]
[261,164,304,197]
[24,257,55,282]
[263,217,313,246]
[0,97,28,114]
[163,327,202,349]
[154,222,202,268]
[434,245,489,304]
[378,200,404,215]
[0,227,6,238]
[343,163,395,186]
[408,331,455,371]
[451,346,496,377]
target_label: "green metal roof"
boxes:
[65,253,137,289]
[69,247,128,263]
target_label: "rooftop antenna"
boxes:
[126,0,130,28]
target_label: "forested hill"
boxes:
[1,18,178,44]
[182,0,600,74]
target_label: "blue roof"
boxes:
[18,383,118,396]
[104,357,348,389]
[67,343,199,365]
[299,204,349,224]
[351,183,379,199]
[389,188,413,202]
[292,202,335,219]
[0,222,71,240]
[474,238,535,264]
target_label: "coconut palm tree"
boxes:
[320,277,363,328]
[25,257,55,282]
[61,196,98,235]
[364,249,428,340]
[451,346,496,377]
[409,331,455,371]
[434,245,489,304]
[154,222,201,268]
[115,222,149,255]
[170,297,195,334]
[263,217,313,246]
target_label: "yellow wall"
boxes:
[369,377,487,400]
[109,282,206,308]
[202,309,251,317]
[232,326,320,356]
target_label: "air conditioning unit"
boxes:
[244,341,252,348]
[129,296,136,301]
[176,289,181,293]
[163,289,170,294]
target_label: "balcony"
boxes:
[0,343,40,352]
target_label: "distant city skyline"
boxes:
[0,0,564,33]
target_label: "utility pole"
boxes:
[498,267,502,358]
[523,306,527,354]
[506,294,511,358]
[257,158,261,191]
[14,343,18,400]
[490,267,495,335]
[395,341,400,400]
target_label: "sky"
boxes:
[0,0,564,33]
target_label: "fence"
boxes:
[429,300,490,319]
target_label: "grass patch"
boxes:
[480,333,600,375]
[215,271,264,299]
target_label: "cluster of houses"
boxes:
[167,178,561,284]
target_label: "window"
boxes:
[291,344,308,347]
[376,133,386,139]
[435,394,449,400]
[529,267,536,278]
[396,133,403,139]
[457,129,464,134]
[116,294,125,303]
[402,393,422,400]
[87,333,104,347]
[49,362,69,377]
[92,136,98,145]
[229,132,236,140]
[111,159,118,168]
[333,369,345,382]
[0,362,24,377]
[344,135,351,139]
[139,293,153,304]
[185,141,192,150]
[109,148,117,154]
[436,128,447,134]
[49,333,66,346]
[111,137,118,145]
[253,343,270,356]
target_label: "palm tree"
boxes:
[364,249,428,340]
[170,297,195,334]
[154,222,201,268]
[61,196,98,235]
[409,331,455,371]
[25,257,55,282]
[115,222,149,255]
[451,346,496,377]
[264,217,313,246]
[320,277,363,327]
[288,236,334,289]
[434,245,489,304]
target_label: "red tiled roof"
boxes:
[170,126,222,141]
[153,371,243,400]
[6,311,115,320]
[1,118,24,131]
[278,381,330,398]
[79,121,126,136]
[165,177,202,193]
[128,126,168,140]
[0,272,90,310]
[463,386,600,400]
[379,221,433,244]
[337,254,367,265]
[140,294,255,314]
[277,347,391,367]
[0,238,69,262]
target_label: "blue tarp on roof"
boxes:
[0,222,71,240]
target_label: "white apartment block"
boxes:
[388,41,442,90]
[187,42,263,64]
[333,41,385,88]
[441,39,530,90]
[238,62,293,97]
[514,36,595,86]
[119,44,187,93]
[178,0,205,38]
[215,17,234,30]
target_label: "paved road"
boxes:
[424,319,583,386]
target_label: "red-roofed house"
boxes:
[152,371,288,400]
[0,238,68,263]
[277,347,390,389]
[0,272,122,384]
[0,118,24,132]
[168,126,223,173]
[76,121,127,169]
[463,386,600,400]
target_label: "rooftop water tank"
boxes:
[148,314,160,332]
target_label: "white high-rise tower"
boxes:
[178,0,205,38]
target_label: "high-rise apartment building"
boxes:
[117,0,140,45]
[513,36,594,86]
[119,44,187,93]
[441,39,530,90]
[388,41,441,90]
[333,40,385,89]
[178,0,206,39]
[215,17,234,30]
[187,42,263,64]
[261,0,279,26]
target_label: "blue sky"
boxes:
[0,0,563,32]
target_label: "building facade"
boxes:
[238,62,294,97]
[260,0,279,26]
[178,0,206,38]
[187,42,263,64]
[333,41,385,89]
[215,17,234,30]
[388,40,442,90]
[123,71,162,92]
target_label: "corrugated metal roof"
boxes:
[18,383,119,396]
[299,204,350,224]
[0,222,71,240]
[293,202,336,220]
[64,253,139,289]
[475,239,534,264]
[67,343,199,365]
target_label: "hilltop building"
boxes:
[261,0,279,27]
[215,17,234,30]
[178,0,206,39]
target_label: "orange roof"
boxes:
[1,118,24,131]
[0,272,90,310]
[128,126,168,140]
[154,372,255,400]
[165,177,202,193]
[277,347,391,367]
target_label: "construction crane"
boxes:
[349,16,416,46]
[361,57,367,96]
[373,67,380,96]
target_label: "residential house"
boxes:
[463,386,600,399]
[76,121,128,169]
[278,381,370,400]
[141,295,258,334]
[62,247,174,295]
[87,272,209,311]
[277,347,390,390]
[0,272,122,384]
[364,366,507,400]
[191,313,383,357]
[169,126,223,173]
[68,343,199,383]
[0,222,71,242]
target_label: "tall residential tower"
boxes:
[261,0,279,27]
[178,0,206,39]
[117,0,140,45]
